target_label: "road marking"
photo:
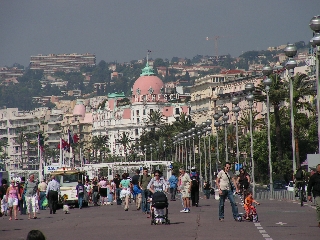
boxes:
[276,222,287,225]
[254,222,273,240]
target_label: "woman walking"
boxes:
[120,173,131,211]
[6,180,20,220]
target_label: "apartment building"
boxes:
[29,53,96,75]
[0,108,47,170]
[190,72,264,132]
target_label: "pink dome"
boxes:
[132,75,164,96]
[73,101,85,117]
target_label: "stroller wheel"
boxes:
[166,220,170,225]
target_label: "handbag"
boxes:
[42,198,48,207]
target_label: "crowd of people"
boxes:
[1,163,319,228]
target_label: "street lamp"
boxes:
[192,127,196,166]
[309,15,320,153]
[202,122,207,181]
[163,140,166,161]
[206,119,212,185]
[144,144,147,162]
[231,96,241,168]
[150,144,153,161]
[221,106,229,162]
[263,65,273,192]
[197,128,202,178]
[245,83,255,196]
[213,113,221,174]
[284,43,297,173]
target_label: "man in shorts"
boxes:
[179,168,191,213]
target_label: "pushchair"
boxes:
[150,191,170,225]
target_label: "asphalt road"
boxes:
[0,195,319,240]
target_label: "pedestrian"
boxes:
[106,180,113,205]
[26,229,46,240]
[190,167,200,207]
[6,179,20,220]
[84,181,92,204]
[216,162,240,222]
[0,179,8,216]
[237,168,250,195]
[120,173,131,211]
[131,169,142,210]
[307,163,320,228]
[76,179,85,209]
[113,174,121,204]
[168,172,178,201]
[139,168,152,216]
[98,177,107,205]
[203,181,211,199]
[24,174,39,219]
[91,181,99,206]
[46,175,60,214]
[179,168,191,213]
[38,179,47,210]
[17,176,26,215]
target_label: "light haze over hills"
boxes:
[0,0,319,67]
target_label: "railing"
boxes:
[254,190,295,200]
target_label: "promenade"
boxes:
[0,195,319,240]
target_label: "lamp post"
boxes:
[144,145,147,162]
[156,146,159,160]
[202,122,207,181]
[263,66,274,192]
[150,144,153,161]
[221,106,229,162]
[206,119,212,186]
[231,96,241,168]
[213,113,221,174]
[197,129,202,178]
[163,140,166,161]
[184,135,188,170]
[309,16,320,153]
[192,128,196,166]
[284,44,297,173]
[245,83,255,197]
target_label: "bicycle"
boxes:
[296,181,306,207]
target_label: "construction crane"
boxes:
[206,35,225,57]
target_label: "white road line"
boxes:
[254,222,273,240]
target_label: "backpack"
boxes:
[191,177,199,190]
[295,168,304,180]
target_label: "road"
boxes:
[0,195,318,240]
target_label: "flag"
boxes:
[57,139,69,150]
[68,129,74,144]
[73,134,79,143]
[38,133,44,152]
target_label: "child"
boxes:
[1,195,8,216]
[106,180,114,205]
[244,191,260,220]
[62,195,69,214]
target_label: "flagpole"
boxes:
[59,138,62,167]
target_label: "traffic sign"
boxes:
[235,163,242,171]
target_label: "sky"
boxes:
[0,0,319,67]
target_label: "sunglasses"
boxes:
[155,174,159,176]
[226,167,230,169]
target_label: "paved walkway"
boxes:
[0,195,319,240]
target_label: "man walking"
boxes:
[139,168,152,216]
[216,162,240,221]
[76,179,85,209]
[131,169,142,210]
[168,172,178,201]
[46,175,60,214]
[24,174,39,219]
[179,168,191,213]
[307,164,320,228]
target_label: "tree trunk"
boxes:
[273,104,283,161]
[20,143,23,169]
[295,136,300,168]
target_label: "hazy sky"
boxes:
[0,0,319,67]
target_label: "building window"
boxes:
[137,118,140,123]
[175,108,180,114]
[150,109,153,114]
[132,111,134,116]
[143,109,146,115]
[135,129,138,135]
[136,110,139,116]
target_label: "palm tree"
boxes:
[291,73,315,166]
[146,110,164,131]
[91,135,108,163]
[116,132,132,162]
[255,73,287,161]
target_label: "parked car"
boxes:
[267,180,287,191]
[286,181,294,192]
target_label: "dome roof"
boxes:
[132,62,164,96]
[73,100,85,117]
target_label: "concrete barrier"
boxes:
[254,190,295,200]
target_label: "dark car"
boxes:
[267,180,287,191]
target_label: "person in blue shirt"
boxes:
[76,180,85,209]
[168,172,178,201]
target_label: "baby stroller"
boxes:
[150,191,170,225]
